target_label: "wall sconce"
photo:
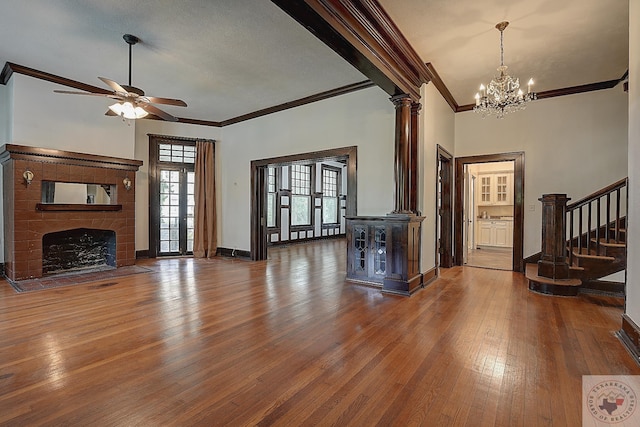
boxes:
[23,170,34,185]
[123,177,132,191]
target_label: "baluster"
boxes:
[569,210,574,266]
[596,198,601,254]
[606,193,611,243]
[578,206,583,255]
[615,188,621,242]
[587,201,592,254]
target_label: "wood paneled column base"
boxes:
[537,259,570,280]
[618,314,640,363]
[346,213,424,297]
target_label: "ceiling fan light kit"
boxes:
[474,21,536,119]
[54,33,187,122]
[108,101,148,119]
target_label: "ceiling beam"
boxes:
[271,0,429,102]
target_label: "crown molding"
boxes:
[1,62,374,128]
[219,80,375,126]
[1,62,111,94]
[272,0,429,102]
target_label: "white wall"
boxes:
[220,86,394,252]
[419,83,455,271]
[626,0,640,322]
[0,79,12,143]
[11,74,135,158]
[455,87,628,257]
[134,120,222,251]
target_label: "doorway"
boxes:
[148,135,208,258]
[251,146,357,261]
[454,152,525,272]
[463,161,514,270]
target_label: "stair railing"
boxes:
[566,178,628,266]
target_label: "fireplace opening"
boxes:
[42,228,116,276]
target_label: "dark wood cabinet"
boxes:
[346,214,424,296]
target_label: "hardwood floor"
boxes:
[0,239,637,426]
[466,247,513,270]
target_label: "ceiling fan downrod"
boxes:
[122,34,139,88]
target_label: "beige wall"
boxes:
[419,83,456,272]
[11,74,135,158]
[0,79,11,143]
[220,86,394,251]
[626,0,640,323]
[455,87,628,257]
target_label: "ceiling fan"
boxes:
[54,34,187,122]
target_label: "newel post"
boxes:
[537,194,571,279]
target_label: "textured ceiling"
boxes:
[379,0,629,106]
[0,0,366,122]
[0,1,630,122]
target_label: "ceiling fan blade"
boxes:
[54,90,110,97]
[98,77,127,93]
[140,103,178,122]
[144,96,187,107]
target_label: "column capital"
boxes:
[411,102,422,114]
[390,94,412,108]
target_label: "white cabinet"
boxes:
[477,172,512,206]
[476,220,513,247]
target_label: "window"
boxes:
[322,167,340,224]
[266,167,277,228]
[291,164,312,226]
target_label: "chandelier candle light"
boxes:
[474,21,536,118]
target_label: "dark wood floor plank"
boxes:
[0,239,638,426]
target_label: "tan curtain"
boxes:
[193,140,217,258]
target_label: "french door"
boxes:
[158,167,195,255]
[149,135,196,257]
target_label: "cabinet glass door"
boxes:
[496,175,508,203]
[480,176,492,203]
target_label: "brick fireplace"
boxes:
[0,144,142,281]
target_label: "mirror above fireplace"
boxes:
[40,181,116,205]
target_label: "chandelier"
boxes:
[474,21,536,118]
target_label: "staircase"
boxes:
[526,178,627,296]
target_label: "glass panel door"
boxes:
[158,168,195,256]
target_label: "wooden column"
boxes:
[537,194,571,279]
[409,102,421,213]
[391,95,412,214]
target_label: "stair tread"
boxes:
[590,238,625,247]
[570,249,615,260]
[525,264,581,286]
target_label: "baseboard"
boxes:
[269,233,346,246]
[135,250,150,259]
[580,279,625,296]
[422,267,437,287]
[618,314,640,365]
[216,247,251,259]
